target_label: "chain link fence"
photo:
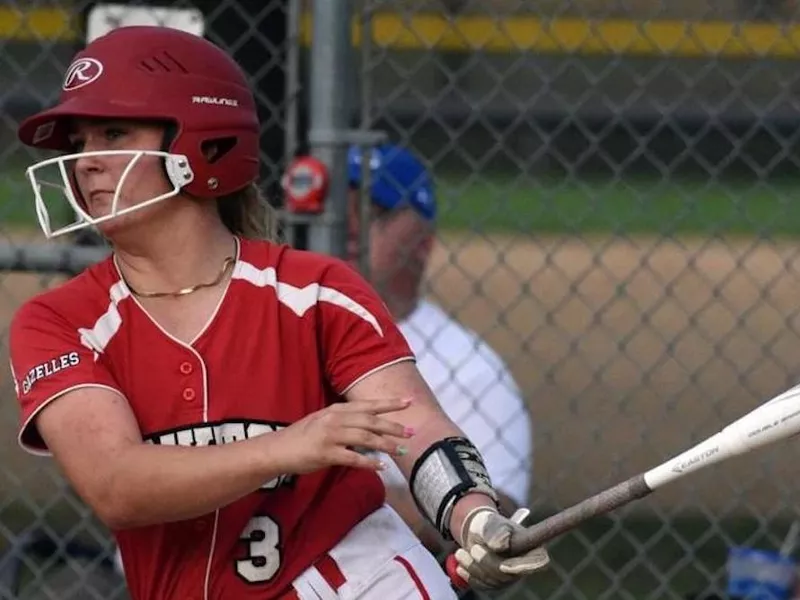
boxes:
[3,1,800,599]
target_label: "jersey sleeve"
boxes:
[9,299,121,455]
[315,260,415,395]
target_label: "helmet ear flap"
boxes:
[173,128,259,198]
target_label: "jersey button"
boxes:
[182,388,196,402]
[179,362,193,375]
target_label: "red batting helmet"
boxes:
[18,25,260,200]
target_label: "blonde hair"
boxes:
[217,182,280,242]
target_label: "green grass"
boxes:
[436,174,800,236]
[0,159,85,229]
[0,173,39,226]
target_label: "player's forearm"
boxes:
[99,435,285,529]
[346,362,500,542]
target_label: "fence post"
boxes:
[305,0,353,258]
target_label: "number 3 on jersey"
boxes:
[236,515,281,583]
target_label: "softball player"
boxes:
[9,26,548,600]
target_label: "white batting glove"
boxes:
[449,507,550,590]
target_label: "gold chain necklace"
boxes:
[125,256,236,299]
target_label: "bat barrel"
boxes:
[508,474,653,555]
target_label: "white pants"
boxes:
[290,505,458,600]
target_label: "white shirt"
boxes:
[380,299,533,507]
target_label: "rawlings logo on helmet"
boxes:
[62,58,104,91]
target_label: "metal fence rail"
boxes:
[3,2,800,599]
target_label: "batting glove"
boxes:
[447,507,550,590]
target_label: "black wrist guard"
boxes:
[409,436,499,540]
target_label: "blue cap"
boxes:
[347,144,436,221]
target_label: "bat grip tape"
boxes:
[508,474,652,555]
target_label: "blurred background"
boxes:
[4,0,800,598]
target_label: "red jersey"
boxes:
[9,238,415,600]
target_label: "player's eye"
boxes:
[104,127,127,142]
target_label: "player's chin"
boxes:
[97,202,171,238]
[92,219,125,241]
[94,211,146,240]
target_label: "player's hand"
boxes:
[277,397,414,475]
[447,507,550,590]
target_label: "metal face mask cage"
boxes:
[25,150,195,239]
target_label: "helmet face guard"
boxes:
[17,26,260,239]
[27,150,194,239]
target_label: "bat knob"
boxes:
[446,553,469,590]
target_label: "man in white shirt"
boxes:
[346,144,534,573]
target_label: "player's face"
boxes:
[68,118,174,235]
